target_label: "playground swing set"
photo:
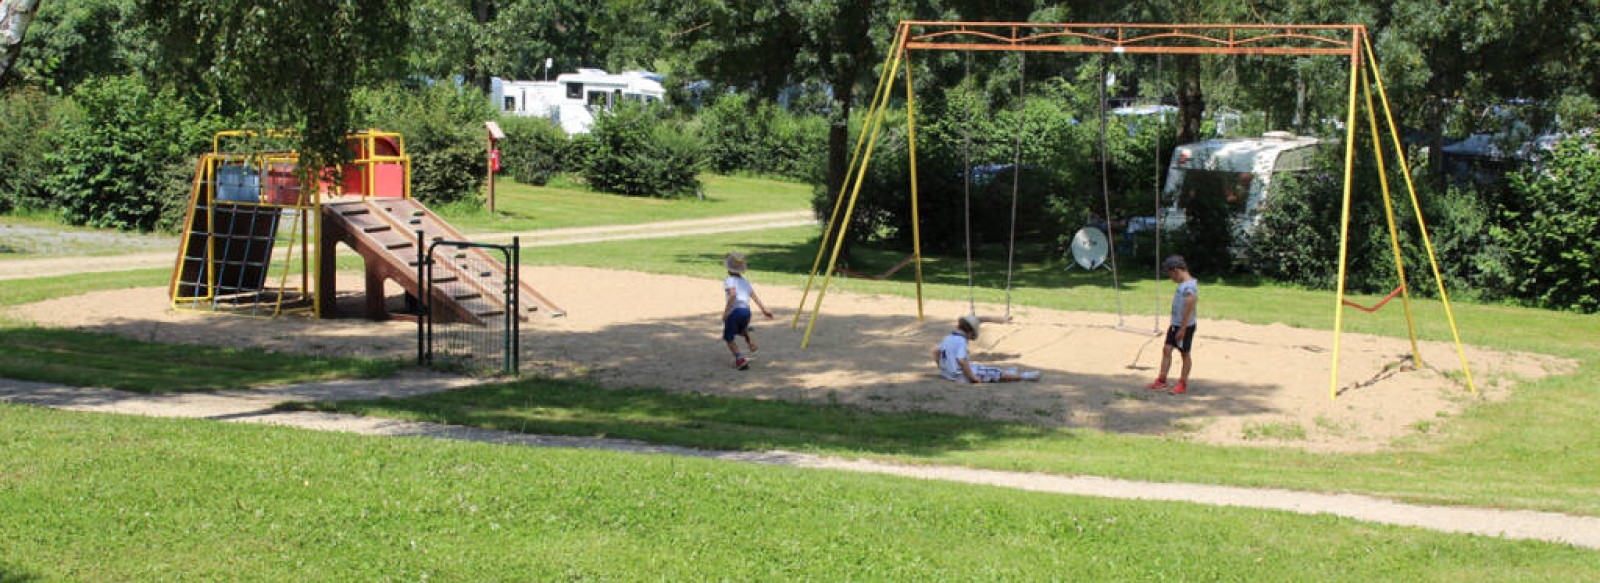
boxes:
[793,21,1478,399]
[168,129,563,326]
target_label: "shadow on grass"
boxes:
[0,566,43,582]
[0,326,399,393]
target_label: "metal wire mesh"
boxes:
[421,238,520,376]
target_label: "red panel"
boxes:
[370,163,406,198]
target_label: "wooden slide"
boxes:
[317,197,564,324]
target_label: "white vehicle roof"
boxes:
[1170,131,1322,173]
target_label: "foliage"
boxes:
[692,92,827,181]
[138,0,411,172]
[0,87,59,213]
[835,75,1176,261]
[1241,143,1511,297]
[1165,184,1236,275]
[494,114,569,186]
[579,103,703,198]
[8,0,143,93]
[1488,137,1600,312]
[354,82,493,205]
[40,75,219,231]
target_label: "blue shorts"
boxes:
[1165,324,1197,353]
[723,307,752,341]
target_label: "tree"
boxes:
[0,0,43,88]
[1488,136,1600,312]
[1374,0,1600,183]
[137,0,411,171]
[8,0,145,93]
[659,0,913,210]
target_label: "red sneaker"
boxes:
[1145,380,1168,391]
[734,356,750,370]
[1169,382,1188,395]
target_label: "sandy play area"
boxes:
[8,266,1573,453]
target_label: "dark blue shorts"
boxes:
[1165,324,1197,353]
[723,307,752,341]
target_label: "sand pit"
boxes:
[8,266,1573,453]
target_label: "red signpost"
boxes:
[485,121,506,213]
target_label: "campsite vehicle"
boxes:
[1155,131,1325,239]
[492,69,666,135]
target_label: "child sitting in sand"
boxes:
[934,315,1040,383]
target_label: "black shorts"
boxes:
[1165,324,1197,353]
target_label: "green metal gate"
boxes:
[418,235,521,375]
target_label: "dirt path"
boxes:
[0,211,815,281]
[3,373,1597,551]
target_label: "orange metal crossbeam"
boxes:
[899,22,1359,57]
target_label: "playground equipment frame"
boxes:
[793,21,1477,398]
[170,129,413,319]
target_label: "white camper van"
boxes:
[1156,131,1325,237]
[493,69,666,135]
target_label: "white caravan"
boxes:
[1155,131,1325,238]
[493,69,666,135]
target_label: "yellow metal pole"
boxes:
[170,156,210,306]
[1330,37,1362,400]
[1361,34,1477,394]
[1359,58,1423,366]
[802,35,907,348]
[903,44,925,322]
[793,23,907,331]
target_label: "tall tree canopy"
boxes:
[137,0,411,170]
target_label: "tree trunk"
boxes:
[1175,54,1204,146]
[822,76,856,259]
[468,0,496,95]
[0,0,44,89]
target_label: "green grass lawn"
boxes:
[4,175,1600,577]
[433,173,815,233]
[4,403,1596,581]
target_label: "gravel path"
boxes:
[4,374,1598,551]
[0,211,816,281]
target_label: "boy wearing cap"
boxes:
[721,252,772,370]
[1148,255,1198,394]
[934,314,1040,383]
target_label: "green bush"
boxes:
[764,109,828,183]
[495,115,569,186]
[41,76,218,232]
[693,93,826,182]
[1241,147,1505,298]
[1240,170,1342,286]
[354,84,491,205]
[1488,137,1600,312]
[832,81,1098,259]
[0,89,60,214]
[580,104,703,198]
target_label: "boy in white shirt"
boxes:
[934,315,1040,383]
[721,252,772,370]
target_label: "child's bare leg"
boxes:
[1178,352,1192,385]
[743,333,758,353]
[726,341,742,357]
[1156,345,1174,381]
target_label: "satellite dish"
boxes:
[1070,227,1110,270]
